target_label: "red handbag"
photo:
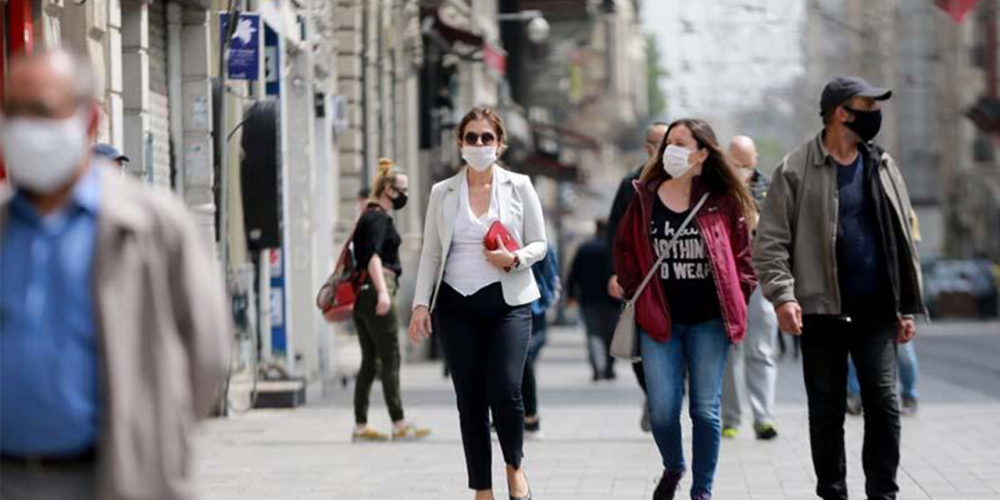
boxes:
[483,220,520,271]
[316,209,374,323]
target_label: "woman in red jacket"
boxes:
[614,118,756,500]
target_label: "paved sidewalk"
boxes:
[196,321,1000,500]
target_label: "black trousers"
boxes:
[352,272,404,424]
[581,302,618,379]
[436,282,531,491]
[800,316,901,500]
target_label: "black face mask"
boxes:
[389,191,408,210]
[844,107,882,142]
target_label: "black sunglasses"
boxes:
[463,132,496,146]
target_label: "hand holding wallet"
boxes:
[483,220,520,271]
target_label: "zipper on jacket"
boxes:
[879,163,928,318]
[830,172,842,317]
[634,181,673,328]
[696,208,735,341]
[871,159,902,315]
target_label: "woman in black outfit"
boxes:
[351,158,429,442]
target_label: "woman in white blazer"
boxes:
[409,107,547,500]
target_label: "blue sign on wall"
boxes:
[268,248,287,356]
[221,13,261,80]
[264,24,280,96]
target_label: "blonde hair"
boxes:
[370,158,403,201]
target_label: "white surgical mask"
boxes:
[1,112,89,193]
[462,146,498,172]
[662,144,695,179]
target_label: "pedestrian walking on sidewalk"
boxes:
[351,158,429,442]
[608,121,669,432]
[614,118,757,500]
[754,76,925,500]
[720,135,781,441]
[567,219,619,381]
[409,106,546,500]
[0,49,231,500]
[522,246,560,440]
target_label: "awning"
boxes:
[966,97,1000,133]
[168,0,212,10]
[531,122,600,151]
[935,0,980,23]
[520,154,581,183]
[421,7,483,50]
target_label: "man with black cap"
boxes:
[753,76,925,500]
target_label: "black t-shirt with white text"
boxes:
[650,196,721,325]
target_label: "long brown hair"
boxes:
[641,118,756,222]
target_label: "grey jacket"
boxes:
[753,132,925,316]
[1,166,231,500]
[413,166,548,311]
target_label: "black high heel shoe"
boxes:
[509,472,531,500]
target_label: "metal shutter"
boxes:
[148,1,172,188]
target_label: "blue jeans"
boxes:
[641,319,730,497]
[848,341,917,399]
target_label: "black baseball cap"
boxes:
[820,76,892,116]
[93,143,129,163]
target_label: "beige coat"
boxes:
[1,166,232,500]
[412,166,548,311]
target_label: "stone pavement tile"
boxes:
[197,322,1000,500]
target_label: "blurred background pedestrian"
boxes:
[567,219,619,382]
[720,134,781,441]
[521,245,561,440]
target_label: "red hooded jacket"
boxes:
[613,176,756,343]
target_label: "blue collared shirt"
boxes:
[1,166,102,455]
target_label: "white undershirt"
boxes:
[443,171,503,296]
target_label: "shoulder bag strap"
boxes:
[626,192,710,304]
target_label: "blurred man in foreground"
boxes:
[0,49,230,500]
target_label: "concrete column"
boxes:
[281,0,318,377]
[313,92,336,381]
[335,0,365,232]
[176,6,216,242]
[121,0,151,180]
[106,0,124,149]
[311,0,338,382]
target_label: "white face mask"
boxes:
[662,144,696,179]
[461,146,498,172]
[1,112,89,193]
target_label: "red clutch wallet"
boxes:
[483,220,520,271]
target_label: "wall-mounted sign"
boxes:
[221,12,261,80]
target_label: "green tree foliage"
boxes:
[646,34,668,119]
